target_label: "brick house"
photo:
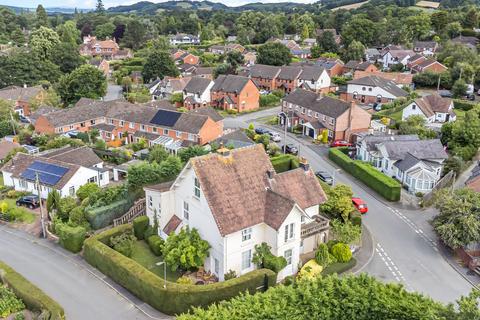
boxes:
[411,59,448,74]
[80,36,121,59]
[34,99,223,147]
[280,89,371,142]
[466,162,480,193]
[314,58,345,77]
[343,61,378,75]
[0,85,45,116]
[413,41,438,56]
[211,75,260,112]
[341,75,408,105]
[176,52,200,66]
[183,77,214,110]
[249,64,281,91]
[89,58,110,76]
[353,70,414,89]
[275,66,303,93]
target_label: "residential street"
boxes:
[226,107,475,304]
[0,226,169,320]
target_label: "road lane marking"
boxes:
[376,243,413,291]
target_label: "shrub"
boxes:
[0,261,64,319]
[177,276,194,285]
[322,258,357,275]
[68,207,89,229]
[0,285,25,318]
[0,201,8,214]
[147,235,164,256]
[163,227,210,271]
[331,243,352,263]
[329,148,401,201]
[110,232,136,257]
[76,183,101,201]
[83,225,277,315]
[57,223,86,253]
[57,196,77,221]
[85,198,133,229]
[326,240,340,252]
[453,99,477,111]
[224,270,237,280]
[349,211,362,226]
[315,243,330,267]
[133,216,149,240]
[252,242,287,273]
[298,259,323,280]
[270,154,299,173]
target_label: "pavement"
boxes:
[226,108,475,304]
[0,225,171,320]
[104,84,123,101]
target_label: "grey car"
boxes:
[315,171,333,185]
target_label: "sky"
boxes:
[0,0,316,9]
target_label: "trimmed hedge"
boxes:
[133,216,149,240]
[270,154,299,173]
[57,224,86,253]
[453,99,477,111]
[147,235,164,256]
[83,225,277,315]
[329,148,401,201]
[321,258,357,275]
[0,261,65,319]
[85,198,133,230]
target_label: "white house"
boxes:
[381,49,415,69]
[356,135,448,193]
[298,66,331,93]
[343,76,408,105]
[183,76,214,108]
[402,94,456,123]
[143,144,329,281]
[169,34,200,46]
[2,146,109,199]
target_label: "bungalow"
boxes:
[211,75,260,112]
[0,139,21,164]
[406,54,427,69]
[192,67,214,80]
[0,85,45,116]
[143,144,329,281]
[280,89,371,142]
[341,75,408,105]
[353,71,414,89]
[402,94,455,123]
[175,52,200,66]
[413,41,438,56]
[183,77,214,110]
[411,59,448,74]
[452,36,478,50]
[169,34,200,46]
[356,135,448,193]
[2,146,109,199]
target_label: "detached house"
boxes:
[183,77,214,110]
[314,58,345,77]
[143,144,329,281]
[356,135,448,193]
[402,94,455,123]
[380,48,415,69]
[2,146,109,199]
[343,61,378,75]
[413,41,438,56]
[411,59,448,74]
[0,85,45,116]
[280,89,371,142]
[152,77,191,100]
[169,34,200,46]
[341,75,408,104]
[80,36,130,60]
[211,75,260,112]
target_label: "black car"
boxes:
[255,127,269,135]
[19,115,30,123]
[282,144,298,155]
[16,195,40,209]
[315,171,333,185]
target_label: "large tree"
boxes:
[123,20,147,50]
[320,184,355,222]
[95,22,115,40]
[35,5,49,28]
[56,64,107,105]
[29,27,60,60]
[257,42,291,66]
[51,42,83,74]
[343,40,365,62]
[317,31,338,53]
[142,49,179,83]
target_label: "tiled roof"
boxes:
[41,146,102,168]
[0,139,20,160]
[359,134,419,152]
[184,76,212,94]
[0,86,42,102]
[249,64,282,79]
[190,144,327,236]
[413,94,452,117]
[212,75,250,93]
[347,76,408,97]
[277,66,302,80]
[283,89,352,118]
[380,139,448,161]
[189,107,223,122]
[353,71,413,86]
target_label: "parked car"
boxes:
[330,140,352,148]
[19,115,30,123]
[16,195,40,209]
[315,171,333,185]
[255,127,269,135]
[282,144,298,155]
[439,90,453,98]
[268,131,281,142]
[373,102,382,112]
[352,197,368,214]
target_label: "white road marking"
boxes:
[376,243,413,291]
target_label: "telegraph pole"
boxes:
[9,112,16,136]
[35,172,46,238]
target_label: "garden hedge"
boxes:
[453,99,477,111]
[0,261,65,320]
[328,148,401,201]
[85,198,133,229]
[57,224,86,253]
[270,154,299,173]
[321,258,357,275]
[147,235,164,256]
[83,225,277,315]
[133,216,149,240]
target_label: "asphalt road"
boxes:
[227,107,474,304]
[0,226,169,320]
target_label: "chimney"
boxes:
[299,157,310,172]
[266,169,275,179]
[217,143,230,157]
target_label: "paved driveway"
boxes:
[104,84,123,101]
[0,226,170,320]
[225,114,474,304]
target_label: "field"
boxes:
[331,1,369,11]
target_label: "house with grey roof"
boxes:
[356,134,448,193]
[341,75,408,105]
[0,85,45,116]
[402,94,455,124]
[183,76,214,109]
[280,89,371,142]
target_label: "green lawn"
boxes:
[454,109,465,120]
[130,241,181,282]
[321,258,357,276]
[0,198,36,224]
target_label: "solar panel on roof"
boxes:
[20,161,69,186]
[150,109,181,127]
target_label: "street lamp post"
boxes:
[156,261,167,289]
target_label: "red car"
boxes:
[352,197,368,214]
[330,140,352,148]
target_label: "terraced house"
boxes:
[34,99,223,149]
[211,75,260,112]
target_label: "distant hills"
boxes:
[0,5,92,14]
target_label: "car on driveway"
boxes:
[255,127,269,135]
[315,171,333,185]
[16,195,40,209]
[330,140,352,148]
[268,131,281,142]
[282,144,298,155]
[352,197,368,214]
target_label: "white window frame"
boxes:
[284,249,292,266]
[241,250,252,270]
[241,227,252,242]
[183,201,189,220]
[284,223,295,242]
[194,177,201,198]
[69,186,75,196]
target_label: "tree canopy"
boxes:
[257,42,291,66]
